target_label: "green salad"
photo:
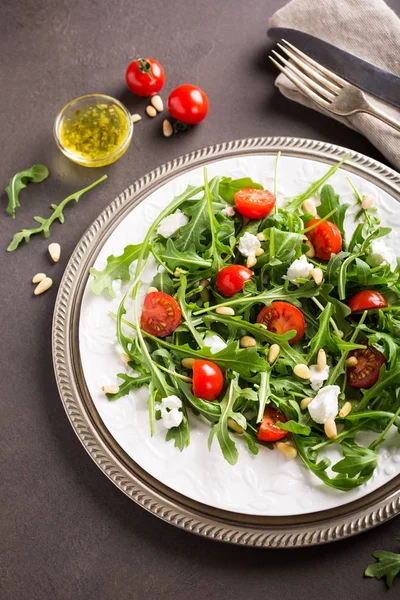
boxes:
[90,155,400,492]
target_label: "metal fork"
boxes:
[270,40,400,132]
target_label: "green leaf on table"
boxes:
[158,238,212,271]
[317,185,349,239]
[219,177,263,205]
[106,372,151,401]
[277,420,311,435]
[5,164,49,219]
[365,542,400,588]
[90,244,141,298]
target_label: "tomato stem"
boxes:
[137,58,154,80]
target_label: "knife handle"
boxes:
[363,102,400,133]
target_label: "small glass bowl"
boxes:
[54,94,134,167]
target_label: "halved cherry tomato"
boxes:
[140,291,181,337]
[192,359,224,401]
[257,406,287,442]
[126,58,165,97]
[234,188,276,219]
[347,344,386,388]
[168,84,209,124]
[305,218,342,260]
[256,301,306,344]
[348,290,387,313]
[215,265,253,297]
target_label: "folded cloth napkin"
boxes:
[269,0,400,170]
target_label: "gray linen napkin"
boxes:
[269,0,400,170]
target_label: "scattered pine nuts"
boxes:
[361,194,375,210]
[317,349,327,371]
[181,358,195,369]
[48,242,61,262]
[346,356,358,367]
[120,353,131,365]
[268,344,280,364]
[151,95,164,112]
[102,385,120,395]
[146,105,157,118]
[276,442,297,459]
[215,306,235,316]
[34,277,53,295]
[310,267,323,285]
[246,256,257,268]
[131,113,142,123]
[305,240,315,258]
[32,272,46,284]
[147,286,158,293]
[163,119,173,137]
[339,401,352,418]
[256,232,266,241]
[255,248,265,257]
[293,363,311,379]
[302,199,317,216]
[324,418,337,439]
[300,397,313,411]
[228,418,244,433]
[240,335,257,348]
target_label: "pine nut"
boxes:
[151,95,164,112]
[346,356,358,367]
[276,442,297,459]
[120,353,131,365]
[199,279,210,289]
[240,335,256,348]
[310,267,323,285]
[361,194,375,210]
[34,277,53,295]
[163,119,173,137]
[48,242,61,262]
[339,401,352,418]
[324,418,337,439]
[147,286,158,293]
[32,272,46,284]
[181,358,195,369]
[246,256,257,268]
[268,344,280,364]
[228,417,244,433]
[302,199,317,216]
[293,364,311,379]
[102,385,120,394]
[131,113,142,123]
[146,105,157,117]
[337,330,344,339]
[317,349,327,371]
[256,232,266,241]
[255,248,264,257]
[215,306,235,316]
[300,397,313,410]
[305,240,315,258]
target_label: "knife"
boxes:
[268,27,400,110]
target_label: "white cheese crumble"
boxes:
[203,333,227,354]
[238,232,261,257]
[221,206,235,217]
[308,385,340,424]
[157,211,188,238]
[159,395,183,429]
[286,255,314,283]
[309,364,330,391]
[367,239,397,271]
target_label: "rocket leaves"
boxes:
[5,164,49,219]
[90,244,141,298]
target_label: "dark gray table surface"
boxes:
[1,0,399,598]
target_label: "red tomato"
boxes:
[234,188,276,219]
[348,290,387,313]
[140,291,181,337]
[167,84,209,124]
[347,344,386,389]
[192,360,224,401]
[126,58,165,96]
[305,218,342,260]
[215,265,253,297]
[257,406,287,443]
[256,301,306,344]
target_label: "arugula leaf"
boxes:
[176,380,221,422]
[176,276,204,347]
[259,227,304,265]
[106,372,151,400]
[332,443,377,478]
[358,324,399,367]
[307,302,336,363]
[317,185,349,239]
[219,177,263,205]
[158,238,212,271]
[358,355,400,410]
[165,410,190,451]
[257,370,271,423]
[151,271,175,295]
[90,244,141,298]
[204,169,233,271]
[5,164,49,218]
[277,421,311,435]
[208,379,247,464]
[365,541,400,588]
[8,175,106,251]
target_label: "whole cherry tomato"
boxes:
[168,84,209,124]
[257,406,288,442]
[192,359,223,401]
[215,265,253,297]
[348,290,387,312]
[126,58,165,96]
[347,344,386,388]
[305,218,342,260]
[140,291,181,337]
[256,301,306,344]
[234,188,276,219]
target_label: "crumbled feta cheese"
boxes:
[367,239,397,271]
[203,333,227,354]
[309,364,330,391]
[157,211,188,238]
[286,255,314,283]
[159,395,183,429]
[238,232,261,257]
[221,206,235,217]
[308,385,340,424]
